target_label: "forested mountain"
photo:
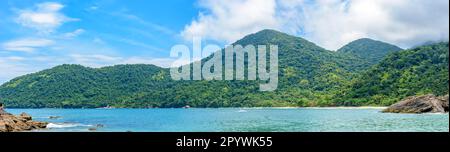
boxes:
[337,38,403,67]
[0,64,172,108]
[0,30,447,108]
[336,42,449,106]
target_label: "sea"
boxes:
[7,108,449,132]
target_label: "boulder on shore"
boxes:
[383,94,449,114]
[0,110,48,132]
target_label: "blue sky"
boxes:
[0,0,449,83]
[0,0,203,83]
[0,0,198,58]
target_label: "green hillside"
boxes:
[338,38,403,67]
[336,42,449,106]
[0,30,447,108]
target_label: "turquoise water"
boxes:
[7,108,449,132]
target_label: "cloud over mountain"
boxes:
[182,0,449,50]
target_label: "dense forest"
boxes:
[337,38,403,68]
[336,42,449,106]
[0,30,448,108]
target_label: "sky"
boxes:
[0,0,449,83]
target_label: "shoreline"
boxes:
[7,106,389,110]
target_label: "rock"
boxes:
[0,121,12,132]
[383,94,449,114]
[0,109,12,115]
[49,116,62,119]
[27,121,48,129]
[19,113,32,121]
[0,109,48,132]
[88,127,97,131]
[437,94,449,111]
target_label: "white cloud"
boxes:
[68,54,183,68]
[63,29,85,38]
[295,0,449,49]
[182,0,449,49]
[88,6,99,11]
[121,57,191,67]
[15,2,78,34]
[37,2,65,11]
[2,38,54,52]
[69,54,122,67]
[181,0,279,43]
[0,57,41,83]
[3,56,26,61]
[112,12,175,35]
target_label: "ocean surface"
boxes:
[7,108,449,132]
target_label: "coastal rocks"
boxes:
[438,94,449,111]
[0,109,11,115]
[383,94,449,114]
[20,113,32,121]
[49,116,62,119]
[0,110,48,132]
[87,124,105,131]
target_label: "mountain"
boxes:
[229,29,367,90]
[0,64,172,108]
[0,30,446,108]
[336,42,449,106]
[165,29,368,107]
[338,38,403,67]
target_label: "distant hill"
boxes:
[0,30,447,108]
[0,64,172,108]
[338,38,403,67]
[337,42,449,106]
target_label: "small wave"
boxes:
[47,123,92,129]
[32,116,62,119]
[423,112,449,115]
[237,109,248,113]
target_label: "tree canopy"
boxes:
[0,30,447,108]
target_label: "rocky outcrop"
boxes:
[383,94,449,114]
[0,110,48,132]
[438,94,449,112]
